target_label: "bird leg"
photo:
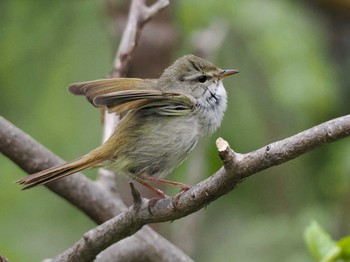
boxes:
[132,174,192,213]
[140,176,192,210]
[132,176,167,198]
[142,176,191,192]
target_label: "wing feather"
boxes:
[68,78,195,116]
[68,78,156,105]
[94,90,195,116]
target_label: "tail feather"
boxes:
[16,155,101,190]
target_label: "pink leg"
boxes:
[133,176,166,198]
[142,176,191,191]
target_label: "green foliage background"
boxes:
[0,0,349,261]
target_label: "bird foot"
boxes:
[171,186,191,210]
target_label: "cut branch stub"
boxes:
[216,137,243,181]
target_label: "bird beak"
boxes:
[219,69,239,79]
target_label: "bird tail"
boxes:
[16,154,102,190]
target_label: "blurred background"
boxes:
[1,0,349,261]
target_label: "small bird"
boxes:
[16,55,238,196]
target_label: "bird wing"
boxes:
[69,78,195,116]
[69,78,156,105]
[94,90,195,116]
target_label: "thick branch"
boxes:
[0,116,124,223]
[96,227,193,262]
[0,116,192,261]
[49,115,350,261]
[54,193,192,262]
[236,114,350,178]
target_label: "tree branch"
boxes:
[1,0,191,260]
[0,116,192,261]
[47,115,350,261]
[171,19,230,255]
[110,0,169,78]
[96,227,193,262]
[102,0,168,144]
[0,116,124,223]
[94,1,189,259]
[100,0,168,181]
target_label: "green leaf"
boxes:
[304,220,340,261]
[338,236,350,259]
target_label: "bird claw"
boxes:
[171,186,191,210]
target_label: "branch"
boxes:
[48,115,350,261]
[100,0,168,176]
[171,20,230,255]
[96,227,193,262]
[102,0,168,147]
[53,187,193,262]
[1,0,190,260]
[0,117,124,223]
[95,1,187,259]
[0,116,192,261]
[110,0,169,78]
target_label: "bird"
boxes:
[16,54,238,196]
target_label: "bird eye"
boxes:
[197,75,208,83]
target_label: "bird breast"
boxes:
[195,81,228,136]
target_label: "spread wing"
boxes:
[69,78,195,116]
[69,78,155,104]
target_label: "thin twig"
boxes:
[98,0,169,197]
[111,0,169,78]
[102,0,169,144]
